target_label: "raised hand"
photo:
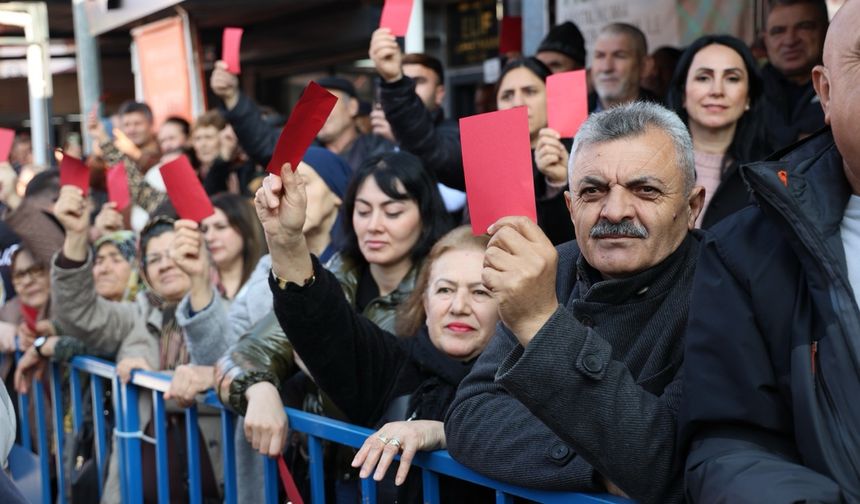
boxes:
[369,28,403,83]
[482,216,560,345]
[94,201,124,237]
[210,60,240,110]
[535,127,570,187]
[253,166,307,251]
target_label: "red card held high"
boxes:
[459,107,536,235]
[379,0,414,37]
[222,27,243,74]
[498,16,523,54]
[267,81,338,176]
[59,153,90,195]
[107,162,131,211]
[0,128,14,162]
[546,69,589,138]
[160,155,215,222]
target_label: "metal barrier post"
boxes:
[263,456,278,504]
[15,350,32,451]
[360,476,377,504]
[32,380,52,504]
[152,390,170,504]
[185,404,203,504]
[90,375,108,497]
[422,469,440,504]
[69,368,84,434]
[307,434,325,504]
[219,410,237,504]
[49,363,67,504]
[121,379,143,504]
[496,490,515,504]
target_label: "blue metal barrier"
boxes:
[11,355,632,504]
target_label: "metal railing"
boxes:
[9,354,631,504]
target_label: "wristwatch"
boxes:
[33,336,48,357]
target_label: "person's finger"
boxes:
[214,60,228,71]
[395,444,418,486]
[373,443,400,481]
[481,244,516,275]
[487,216,547,243]
[257,427,272,457]
[352,438,373,468]
[262,174,282,209]
[267,427,283,457]
[174,219,199,232]
[359,437,386,479]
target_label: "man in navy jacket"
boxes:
[680,2,860,501]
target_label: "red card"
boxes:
[107,162,131,211]
[0,128,14,162]
[379,0,414,37]
[21,304,38,332]
[59,153,90,195]
[222,27,243,75]
[459,107,536,235]
[547,70,589,138]
[499,16,522,54]
[160,155,215,222]
[267,82,338,176]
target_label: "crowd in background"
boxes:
[1,0,858,503]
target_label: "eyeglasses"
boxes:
[12,264,47,283]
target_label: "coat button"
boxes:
[550,443,570,460]
[583,354,603,373]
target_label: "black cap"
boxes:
[537,21,586,67]
[316,76,357,98]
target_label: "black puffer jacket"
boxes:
[680,128,860,503]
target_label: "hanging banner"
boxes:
[556,0,755,58]
[555,0,680,61]
[131,15,203,127]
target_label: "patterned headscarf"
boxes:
[94,230,141,302]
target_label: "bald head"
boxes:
[813,0,860,194]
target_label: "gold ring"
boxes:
[377,434,389,444]
[387,438,401,449]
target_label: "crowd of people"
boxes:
[1,0,859,502]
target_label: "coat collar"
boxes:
[568,231,700,305]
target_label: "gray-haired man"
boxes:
[445,102,705,504]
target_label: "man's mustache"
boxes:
[590,219,649,239]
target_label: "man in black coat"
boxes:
[760,0,828,150]
[445,101,706,503]
[368,29,464,191]
[680,2,860,502]
[210,65,393,171]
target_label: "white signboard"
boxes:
[556,0,680,62]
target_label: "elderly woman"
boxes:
[15,186,221,503]
[238,164,498,501]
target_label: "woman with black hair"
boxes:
[666,34,774,228]
[495,57,575,244]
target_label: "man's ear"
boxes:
[686,185,706,229]
[812,65,831,125]
[435,85,445,108]
[347,97,359,118]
